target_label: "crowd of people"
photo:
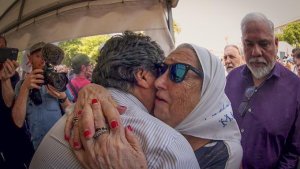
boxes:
[0,12,300,169]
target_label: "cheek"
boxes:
[168,81,201,126]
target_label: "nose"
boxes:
[251,44,262,57]
[224,57,231,64]
[155,69,169,90]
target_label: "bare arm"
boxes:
[1,60,19,107]
[12,69,44,127]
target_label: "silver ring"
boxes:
[72,116,79,126]
[93,127,109,139]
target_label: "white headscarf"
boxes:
[175,44,241,142]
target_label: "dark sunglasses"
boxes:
[238,86,257,117]
[156,63,204,83]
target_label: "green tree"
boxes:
[276,22,300,47]
[58,35,110,66]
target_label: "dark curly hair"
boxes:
[92,31,165,92]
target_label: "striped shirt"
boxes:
[30,88,200,169]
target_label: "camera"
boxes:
[43,63,68,92]
[30,43,68,105]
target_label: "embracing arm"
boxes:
[64,83,148,169]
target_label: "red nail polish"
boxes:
[73,142,80,148]
[84,130,91,138]
[127,125,133,132]
[110,120,119,129]
[64,135,70,141]
[92,99,97,104]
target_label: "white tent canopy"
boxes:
[0,0,179,53]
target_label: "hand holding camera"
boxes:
[0,59,19,80]
[22,69,44,90]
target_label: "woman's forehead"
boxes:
[165,48,198,64]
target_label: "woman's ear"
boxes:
[134,69,151,89]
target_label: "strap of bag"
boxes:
[68,79,78,101]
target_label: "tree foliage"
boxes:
[276,22,300,47]
[58,35,110,66]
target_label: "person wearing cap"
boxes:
[0,35,34,169]
[66,54,92,102]
[12,42,71,150]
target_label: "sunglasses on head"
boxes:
[156,62,204,83]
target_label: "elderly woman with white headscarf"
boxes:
[153,43,242,168]
[65,43,242,169]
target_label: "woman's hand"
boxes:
[72,99,147,169]
[64,84,115,148]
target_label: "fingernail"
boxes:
[91,99,97,104]
[84,130,91,138]
[110,120,119,129]
[64,135,70,141]
[73,142,80,148]
[127,125,133,132]
[77,110,82,116]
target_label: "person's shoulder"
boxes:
[30,115,82,169]
[276,63,300,83]
[227,65,245,80]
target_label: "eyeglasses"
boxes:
[238,86,257,117]
[156,63,204,83]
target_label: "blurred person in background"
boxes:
[66,54,92,102]
[12,42,71,150]
[0,35,34,169]
[223,44,244,73]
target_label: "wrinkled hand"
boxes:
[73,99,147,169]
[65,84,116,146]
[0,59,19,80]
[22,69,44,90]
[64,84,147,169]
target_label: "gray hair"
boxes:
[224,44,243,56]
[92,31,164,92]
[241,12,274,36]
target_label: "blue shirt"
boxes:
[15,83,62,150]
[225,63,300,169]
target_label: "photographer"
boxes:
[0,35,34,169]
[12,42,71,150]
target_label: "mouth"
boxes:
[155,94,167,104]
[250,62,266,68]
[226,65,233,69]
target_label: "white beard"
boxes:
[247,57,275,79]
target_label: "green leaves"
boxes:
[276,22,300,47]
[58,35,110,66]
